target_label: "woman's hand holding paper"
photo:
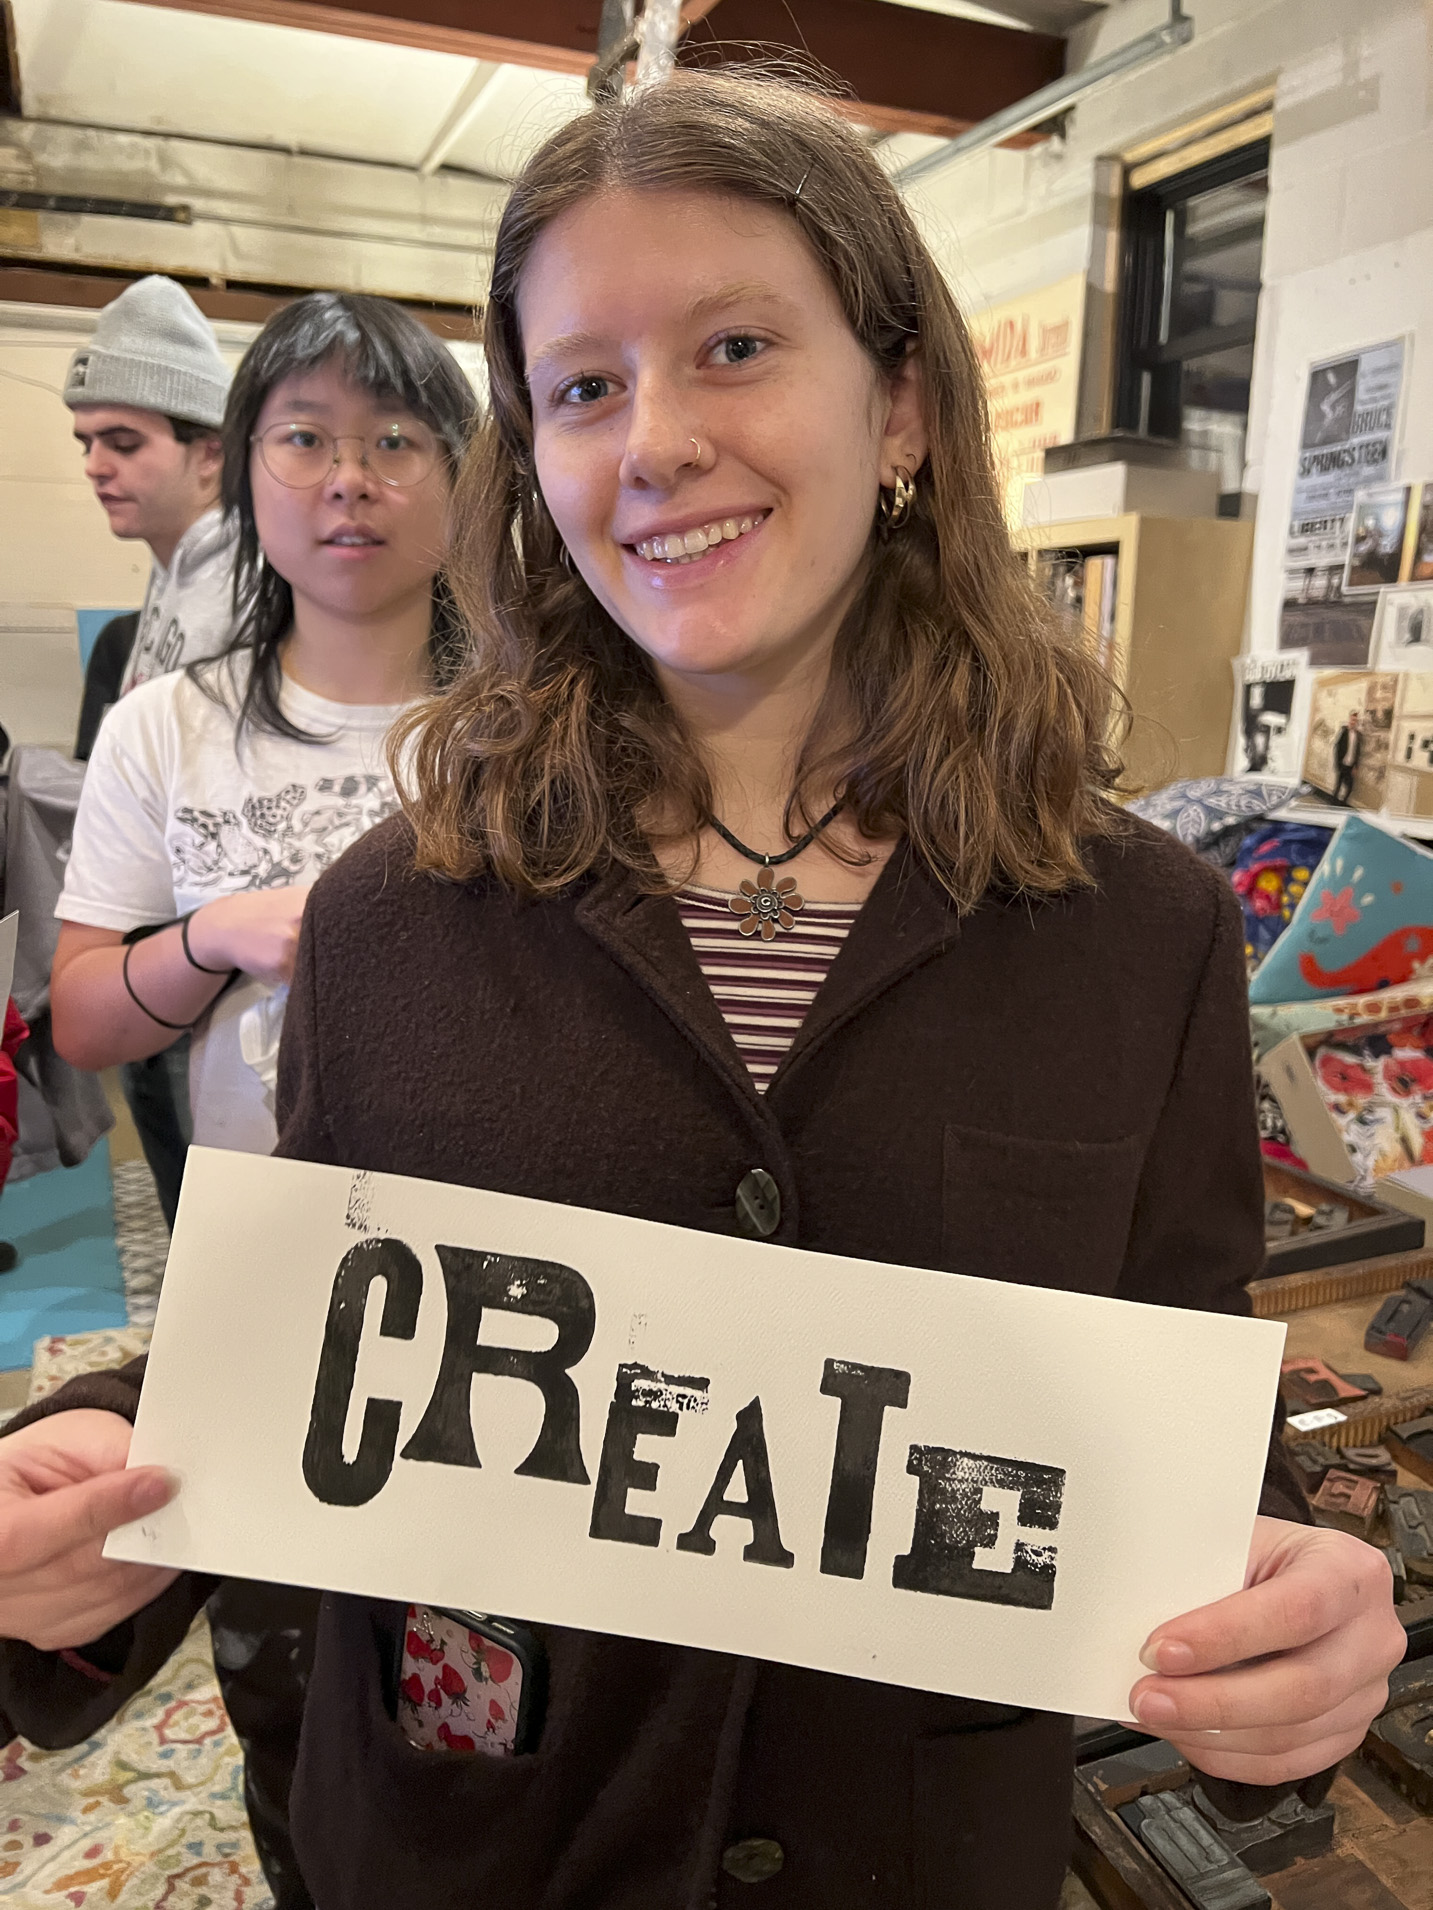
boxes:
[1128,1515,1406,1784]
[0,1410,178,1652]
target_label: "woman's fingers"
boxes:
[1121,1517,1406,1788]
[0,1463,176,1580]
[1131,1611,1398,1734]
[1139,1523,1386,1677]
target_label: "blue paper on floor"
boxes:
[0,1139,127,1371]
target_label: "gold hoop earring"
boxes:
[879,467,916,532]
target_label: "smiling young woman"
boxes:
[0,69,1404,1910]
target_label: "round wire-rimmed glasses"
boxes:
[251,421,442,490]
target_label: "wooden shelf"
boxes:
[1014,513,1255,788]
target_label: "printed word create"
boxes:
[302,1240,1065,1610]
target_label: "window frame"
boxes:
[1113,134,1271,447]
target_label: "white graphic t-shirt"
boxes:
[59,654,409,1154]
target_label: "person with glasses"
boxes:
[50,292,474,1162]
[43,291,474,1910]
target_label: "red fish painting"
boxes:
[1299,926,1433,992]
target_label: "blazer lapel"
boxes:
[770,846,961,1090]
[574,864,768,1118]
[575,849,960,1110]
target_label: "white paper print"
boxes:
[1375,588,1433,669]
[1230,653,1310,779]
[109,1151,1287,1720]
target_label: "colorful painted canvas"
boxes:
[1247,814,1433,1005]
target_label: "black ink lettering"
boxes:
[303,1237,423,1507]
[400,1248,594,1484]
[589,1364,709,1547]
[892,1447,1064,1611]
[819,1359,910,1580]
[676,1397,795,1567]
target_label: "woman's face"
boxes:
[519,188,926,693]
[249,359,452,629]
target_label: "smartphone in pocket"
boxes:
[394,1606,547,1757]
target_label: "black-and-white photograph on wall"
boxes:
[1279,338,1407,667]
[1231,652,1309,778]
[1375,589,1433,669]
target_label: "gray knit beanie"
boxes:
[63,276,230,427]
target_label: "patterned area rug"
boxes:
[111,1161,169,1331]
[1,1612,271,1909]
[3,1260,274,1905]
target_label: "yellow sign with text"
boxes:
[970,273,1086,523]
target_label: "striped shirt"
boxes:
[676,884,861,1091]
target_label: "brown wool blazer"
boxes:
[0,811,1307,1910]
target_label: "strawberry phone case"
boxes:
[395,1605,545,1756]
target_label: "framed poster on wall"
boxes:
[1279,338,1408,666]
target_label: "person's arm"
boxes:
[1116,876,1404,1784]
[74,614,138,763]
[54,676,314,1071]
[52,891,311,1071]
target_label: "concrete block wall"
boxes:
[903,0,1431,659]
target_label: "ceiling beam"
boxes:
[682,0,1064,139]
[111,0,1065,140]
[0,262,481,335]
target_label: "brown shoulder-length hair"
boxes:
[396,66,1125,912]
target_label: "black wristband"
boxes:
[121,940,194,1031]
[180,910,236,976]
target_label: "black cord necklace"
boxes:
[707,800,844,940]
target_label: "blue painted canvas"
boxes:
[0,1140,126,1370]
[1247,814,1433,1005]
[75,608,136,670]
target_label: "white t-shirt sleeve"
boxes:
[58,678,181,933]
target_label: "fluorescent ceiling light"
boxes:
[893,2,1195,188]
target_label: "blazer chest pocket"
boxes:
[941,1120,1145,1295]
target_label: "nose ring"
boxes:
[689,436,704,464]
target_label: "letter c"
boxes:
[302,1237,423,1507]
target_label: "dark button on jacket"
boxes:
[722,1838,785,1883]
[0,816,1307,1910]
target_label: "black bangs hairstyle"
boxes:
[206,291,478,742]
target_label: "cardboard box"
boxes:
[1262,1004,1433,1187]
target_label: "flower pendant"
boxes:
[729,865,805,940]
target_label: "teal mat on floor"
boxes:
[0,1139,127,1371]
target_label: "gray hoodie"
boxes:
[120,505,241,694]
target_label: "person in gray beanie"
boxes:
[66,275,240,700]
[64,277,242,1230]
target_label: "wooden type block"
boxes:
[1071,1780,1193,1910]
[1311,1469,1382,1538]
[1262,1852,1406,1910]
[1338,1444,1398,1483]
[1387,1489,1433,1585]
[1382,1545,1408,1603]
[1365,1282,1433,1361]
[1081,1738,1188,1809]
[1289,1440,1342,1493]
[1350,1818,1433,1906]
[1281,1356,1371,1408]
[1117,1792,1269,1909]
[1189,1784,1335,1876]
[1386,1414,1433,1487]
[1364,1657,1433,1812]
